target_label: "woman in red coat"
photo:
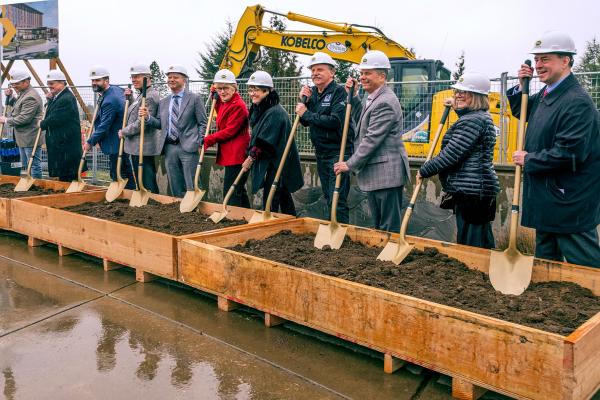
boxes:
[204,69,251,207]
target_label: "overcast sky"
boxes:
[3,0,599,86]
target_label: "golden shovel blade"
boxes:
[208,208,228,224]
[129,189,150,207]
[66,180,86,193]
[313,222,347,250]
[13,175,35,192]
[179,189,206,213]
[248,210,278,224]
[105,179,128,202]
[377,236,414,265]
[488,247,534,295]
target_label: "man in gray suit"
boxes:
[0,70,44,178]
[334,50,410,232]
[140,64,206,198]
[120,63,163,193]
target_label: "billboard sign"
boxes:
[1,0,58,60]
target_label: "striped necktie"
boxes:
[169,95,181,140]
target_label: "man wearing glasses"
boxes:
[509,31,600,267]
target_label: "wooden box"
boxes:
[178,217,600,400]
[0,174,102,230]
[10,190,292,281]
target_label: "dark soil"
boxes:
[0,183,56,198]
[64,199,245,235]
[231,231,600,335]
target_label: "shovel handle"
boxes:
[0,95,10,139]
[136,78,148,191]
[25,105,48,176]
[221,166,247,210]
[508,59,531,250]
[116,87,131,182]
[194,94,218,191]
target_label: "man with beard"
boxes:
[86,65,134,187]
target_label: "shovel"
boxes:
[209,166,248,223]
[66,104,100,193]
[0,95,10,140]
[314,85,355,250]
[14,105,48,192]
[105,84,132,202]
[489,60,534,295]
[248,95,307,224]
[129,77,150,207]
[377,104,451,263]
[180,93,217,213]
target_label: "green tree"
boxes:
[149,61,168,97]
[452,50,465,81]
[335,61,359,82]
[196,21,234,80]
[253,16,301,77]
[574,37,600,109]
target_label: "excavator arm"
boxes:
[221,5,415,77]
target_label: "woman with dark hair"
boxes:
[418,72,500,249]
[241,70,303,215]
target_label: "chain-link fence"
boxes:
[3,71,599,182]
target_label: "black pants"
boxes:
[316,153,350,224]
[535,229,600,268]
[223,164,250,208]
[262,172,296,216]
[58,173,77,182]
[454,194,496,249]
[108,153,135,190]
[366,186,404,232]
[130,155,159,194]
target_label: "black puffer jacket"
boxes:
[419,109,499,197]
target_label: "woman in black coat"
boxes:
[241,71,304,215]
[40,71,83,182]
[418,72,500,249]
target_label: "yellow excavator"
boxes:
[220,5,518,163]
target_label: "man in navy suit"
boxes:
[85,65,134,188]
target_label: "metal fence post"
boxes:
[499,72,508,164]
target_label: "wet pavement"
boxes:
[1,232,591,400]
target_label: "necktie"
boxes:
[543,88,548,97]
[169,95,180,140]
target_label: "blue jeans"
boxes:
[316,153,350,224]
[19,147,42,179]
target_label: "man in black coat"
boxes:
[509,31,600,268]
[40,70,83,182]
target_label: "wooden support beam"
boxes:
[58,244,76,257]
[264,312,285,327]
[23,60,48,94]
[49,59,57,70]
[54,57,91,122]
[135,269,158,283]
[1,60,14,85]
[27,236,47,247]
[384,354,405,374]
[103,259,125,271]
[217,296,239,312]
[451,377,486,400]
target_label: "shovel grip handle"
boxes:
[141,77,147,98]
[522,59,532,95]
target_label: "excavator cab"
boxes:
[389,59,451,141]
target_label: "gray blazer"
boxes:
[146,90,206,153]
[346,85,410,192]
[121,87,163,156]
[7,86,44,148]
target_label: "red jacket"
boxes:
[203,92,250,166]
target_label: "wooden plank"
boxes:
[384,353,405,374]
[217,296,239,312]
[178,217,600,399]
[264,312,286,327]
[58,244,76,256]
[135,269,158,283]
[451,377,486,400]
[27,236,47,247]
[103,259,125,271]
[563,312,600,399]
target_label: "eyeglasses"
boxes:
[214,86,233,92]
[247,87,264,94]
[453,89,468,96]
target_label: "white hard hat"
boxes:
[530,31,576,55]
[307,52,337,68]
[10,69,31,84]
[246,70,273,88]
[46,69,66,82]
[129,62,151,75]
[89,65,110,79]
[213,69,236,84]
[358,50,391,70]
[166,64,188,77]
[452,72,491,95]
